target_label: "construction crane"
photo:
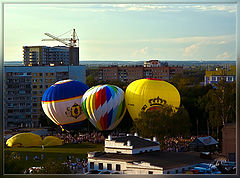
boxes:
[42,29,79,47]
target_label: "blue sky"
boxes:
[4,4,236,61]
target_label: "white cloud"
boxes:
[133,47,148,56]
[184,43,200,56]
[81,35,235,45]
[216,51,231,60]
[22,4,236,13]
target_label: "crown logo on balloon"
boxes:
[148,96,167,106]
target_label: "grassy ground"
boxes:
[4,142,104,174]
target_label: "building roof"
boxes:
[111,136,159,149]
[91,151,212,170]
[197,136,218,146]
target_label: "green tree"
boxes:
[204,80,236,138]
[99,79,128,91]
[86,75,98,88]
[131,105,191,143]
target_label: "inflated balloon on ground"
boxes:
[41,79,89,131]
[125,78,180,120]
[6,133,42,147]
[42,136,63,147]
[81,85,126,131]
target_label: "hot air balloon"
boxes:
[42,136,63,147]
[6,133,42,147]
[41,79,89,131]
[125,78,180,120]
[81,85,126,131]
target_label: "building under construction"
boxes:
[23,46,79,66]
[23,29,79,66]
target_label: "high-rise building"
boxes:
[4,65,86,129]
[23,46,79,66]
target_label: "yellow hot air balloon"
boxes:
[6,133,42,147]
[42,136,63,147]
[125,78,180,119]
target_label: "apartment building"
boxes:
[23,46,79,66]
[4,65,86,129]
[98,61,183,83]
[204,65,236,86]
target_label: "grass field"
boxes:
[4,142,104,174]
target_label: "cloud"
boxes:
[184,43,200,56]
[216,51,231,60]
[133,47,148,56]
[18,4,235,13]
[192,5,236,13]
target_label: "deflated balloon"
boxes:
[81,85,126,131]
[41,79,89,131]
[6,133,42,147]
[125,78,180,120]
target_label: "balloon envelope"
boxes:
[41,79,89,130]
[81,85,126,131]
[42,136,63,147]
[6,133,42,147]
[125,78,180,119]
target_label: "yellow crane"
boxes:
[42,29,79,47]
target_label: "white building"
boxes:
[88,134,212,175]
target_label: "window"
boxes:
[33,85,37,88]
[148,171,153,174]
[98,163,103,170]
[90,162,94,169]
[107,164,112,170]
[116,164,121,171]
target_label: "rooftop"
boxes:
[91,151,212,170]
[111,135,159,149]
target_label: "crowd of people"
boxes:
[43,131,127,144]
[161,136,197,152]
[43,132,106,144]
[64,157,88,174]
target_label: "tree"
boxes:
[181,85,212,136]
[131,105,191,143]
[99,79,128,91]
[86,75,98,88]
[204,80,236,139]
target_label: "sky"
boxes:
[4,3,236,61]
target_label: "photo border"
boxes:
[0,0,239,177]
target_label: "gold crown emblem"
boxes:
[148,96,167,106]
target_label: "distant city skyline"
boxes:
[4,3,236,61]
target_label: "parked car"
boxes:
[215,161,236,174]
[192,163,221,174]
